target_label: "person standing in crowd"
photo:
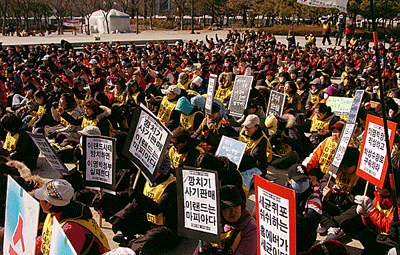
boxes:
[322,18,332,46]
[336,16,345,46]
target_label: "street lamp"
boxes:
[191,0,194,34]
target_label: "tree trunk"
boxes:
[180,14,183,30]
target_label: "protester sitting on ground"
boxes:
[356,173,400,255]
[1,112,40,170]
[319,147,373,240]
[109,154,181,253]
[303,121,345,185]
[286,164,322,252]
[174,97,204,133]
[169,127,204,169]
[34,179,110,255]
[230,99,267,135]
[192,102,238,153]
[151,85,182,131]
[193,185,257,255]
[237,114,272,188]
[49,93,84,143]
[214,72,234,105]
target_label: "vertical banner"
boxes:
[123,103,172,182]
[255,175,296,255]
[347,90,364,123]
[266,91,286,117]
[4,175,40,255]
[357,115,397,189]
[49,218,78,255]
[228,75,254,118]
[176,166,221,244]
[328,123,357,177]
[215,135,247,167]
[28,132,69,174]
[205,74,218,115]
[83,135,117,193]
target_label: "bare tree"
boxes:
[170,0,188,30]
[73,0,101,34]
[98,0,115,33]
[44,0,73,34]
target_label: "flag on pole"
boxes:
[297,0,348,13]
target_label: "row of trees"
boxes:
[0,0,398,34]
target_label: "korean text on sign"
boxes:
[183,169,218,235]
[86,137,113,184]
[258,187,290,255]
[129,111,169,175]
[359,122,391,179]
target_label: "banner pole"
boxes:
[132,169,142,190]
[321,174,332,202]
[364,181,369,196]
[99,188,103,227]
[369,0,398,221]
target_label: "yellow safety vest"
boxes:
[81,117,98,129]
[277,130,292,156]
[335,170,360,194]
[323,23,330,30]
[143,174,176,225]
[211,229,243,254]
[177,80,190,90]
[28,104,46,127]
[169,146,204,169]
[309,92,321,109]
[74,95,84,108]
[238,129,272,163]
[215,84,233,103]
[180,111,204,132]
[319,137,337,174]
[114,91,125,104]
[310,115,331,133]
[187,90,201,97]
[3,132,19,152]
[157,97,177,123]
[41,214,110,255]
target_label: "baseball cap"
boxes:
[78,126,101,136]
[34,179,74,206]
[296,77,305,84]
[165,85,181,95]
[175,97,194,115]
[242,114,260,128]
[265,114,278,136]
[329,121,345,132]
[266,71,275,76]
[41,55,50,61]
[89,59,98,65]
[220,185,245,209]
[288,164,310,181]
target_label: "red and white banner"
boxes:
[297,0,348,13]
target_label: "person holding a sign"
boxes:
[286,164,322,252]
[193,102,238,153]
[109,154,181,253]
[193,185,257,255]
[318,147,372,239]
[34,179,110,255]
[238,114,272,175]
[1,112,40,170]
[356,175,400,255]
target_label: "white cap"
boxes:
[242,114,260,128]
[34,179,74,207]
[42,55,50,61]
[89,59,98,65]
[78,126,101,136]
[165,85,181,95]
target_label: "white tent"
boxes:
[88,9,131,34]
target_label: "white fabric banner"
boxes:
[297,0,348,13]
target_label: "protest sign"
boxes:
[347,90,364,123]
[63,19,83,27]
[326,96,354,117]
[228,75,254,118]
[266,91,286,117]
[123,103,172,182]
[82,135,116,193]
[49,218,78,255]
[255,175,296,255]
[4,175,40,255]
[28,132,69,174]
[357,115,397,189]
[205,74,218,115]
[297,0,348,13]
[215,135,247,167]
[328,123,357,177]
[176,166,221,244]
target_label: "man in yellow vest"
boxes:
[155,85,182,131]
[238,114,272,188]
[169,127,203,169]
[109,154,180,253]
[34,179,110,255]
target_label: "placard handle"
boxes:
[321,174,332,202]
[99,188,103,227]
[364,181,369,196]
[132,169,142,190]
